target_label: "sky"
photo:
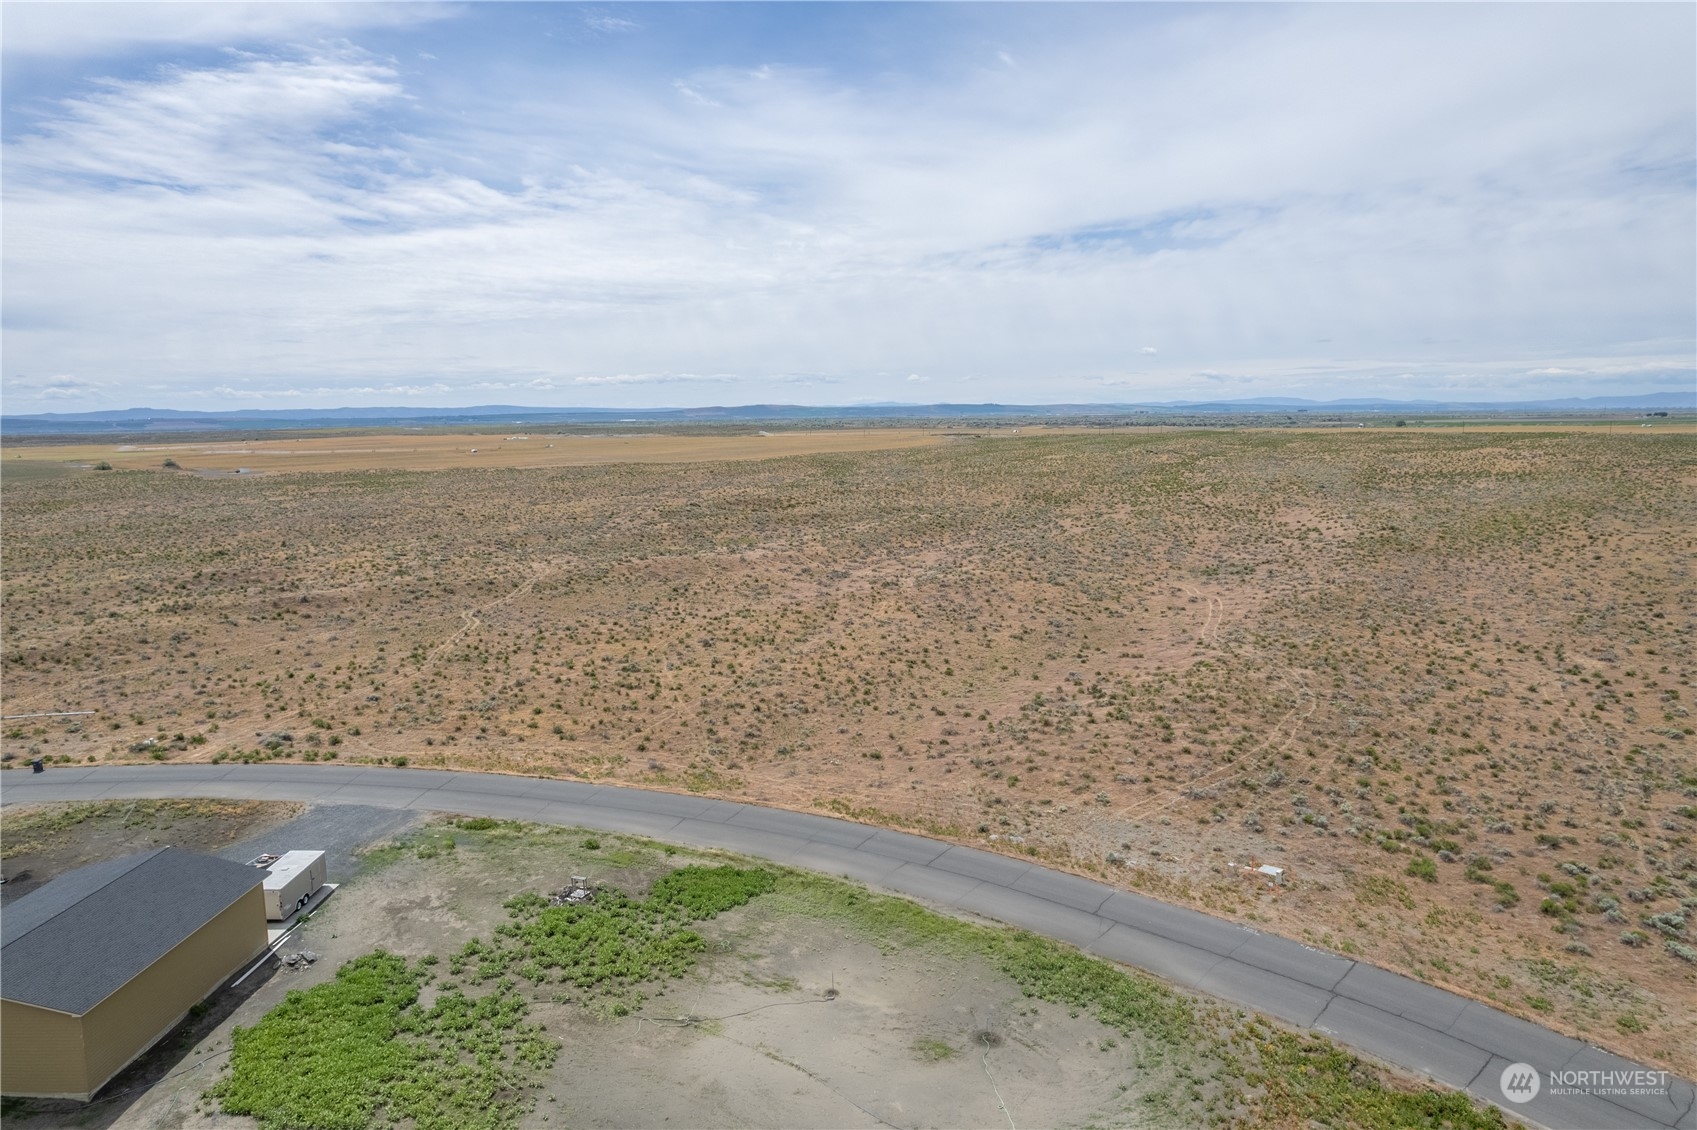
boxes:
[2,2,1693,413]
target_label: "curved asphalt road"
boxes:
[4,764,1690,1130]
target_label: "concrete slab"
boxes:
[426,773,563,798]
[1313,995,1488,1090]
[1098,892,1251,957]
[1334,961,1469,1031]
[928,845,1033,885]
[1195,958,1331,1027]
[529,773,617,800]
[860,828,950,867]
[1557,1045,1695,1129]
[1,781,115,803]
[879,862,983,907]
[162,781,277,800]
[1227,932,1353,991]
[1471,1053,1661,1130]
[1087,922,1224,988]
[1446,1001,1584,1076]
[537,802,684,839]
[241,781,344,802]
[347,767,463,789]
[1010,867,1113,914]
[667,817,805,861]
[411,791,552,820]
[586,787,724,819]
[954,884,1110,949]
[322,784,429,808]
[223,765,356,785]
[729,805,875,848]
[787,840,905,886]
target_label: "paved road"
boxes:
[4,764,1690,1130]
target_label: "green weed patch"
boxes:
[456,865,773,1013]
[211,952,552,1130]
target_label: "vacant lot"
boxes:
[0,798,301,904]
[2,427,1693,1074]
[0,813,1510,1129]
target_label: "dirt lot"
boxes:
[2,426,1693,1075]
[0,799,302,905]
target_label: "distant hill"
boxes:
[3,391,1691,435]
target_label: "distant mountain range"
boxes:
[2,391,1690,434]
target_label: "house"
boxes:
[1,847,268,1100]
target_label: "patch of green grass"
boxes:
[912,1037,957,1062]
[992,933,1195,1047]
[765,871,980,953]
[211,951,554,1130]
[357,827,459,871]
[1238,1021,1508,1129]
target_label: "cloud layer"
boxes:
[3,3,1692,410]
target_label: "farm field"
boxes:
[0,809,1510,1129]
[2,426,1694,1076]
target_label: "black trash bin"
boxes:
[31,758,45,773]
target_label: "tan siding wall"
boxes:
[80,885,268,1096]
[0,999,88,1098]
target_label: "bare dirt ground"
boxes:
[0,799,301,905]
[3,426,1693,1075]
[3,817,1188,1130]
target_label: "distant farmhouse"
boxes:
[1,847,268,1100]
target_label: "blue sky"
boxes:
[3,2,1693,412]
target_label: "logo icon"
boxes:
[1500,1062,1541,1103]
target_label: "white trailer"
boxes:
[262,850,327,920]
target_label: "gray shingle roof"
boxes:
[1,847,262,1015]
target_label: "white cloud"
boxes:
[1,5,1691,410]
[584,12,639,35]
[571,373,732,386]
[1,3,456,59]
[6,373,107,401]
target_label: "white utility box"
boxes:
[262,850,327,920]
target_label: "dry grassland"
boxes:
[3,427,1694,1075]
[9,426,1012,476]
